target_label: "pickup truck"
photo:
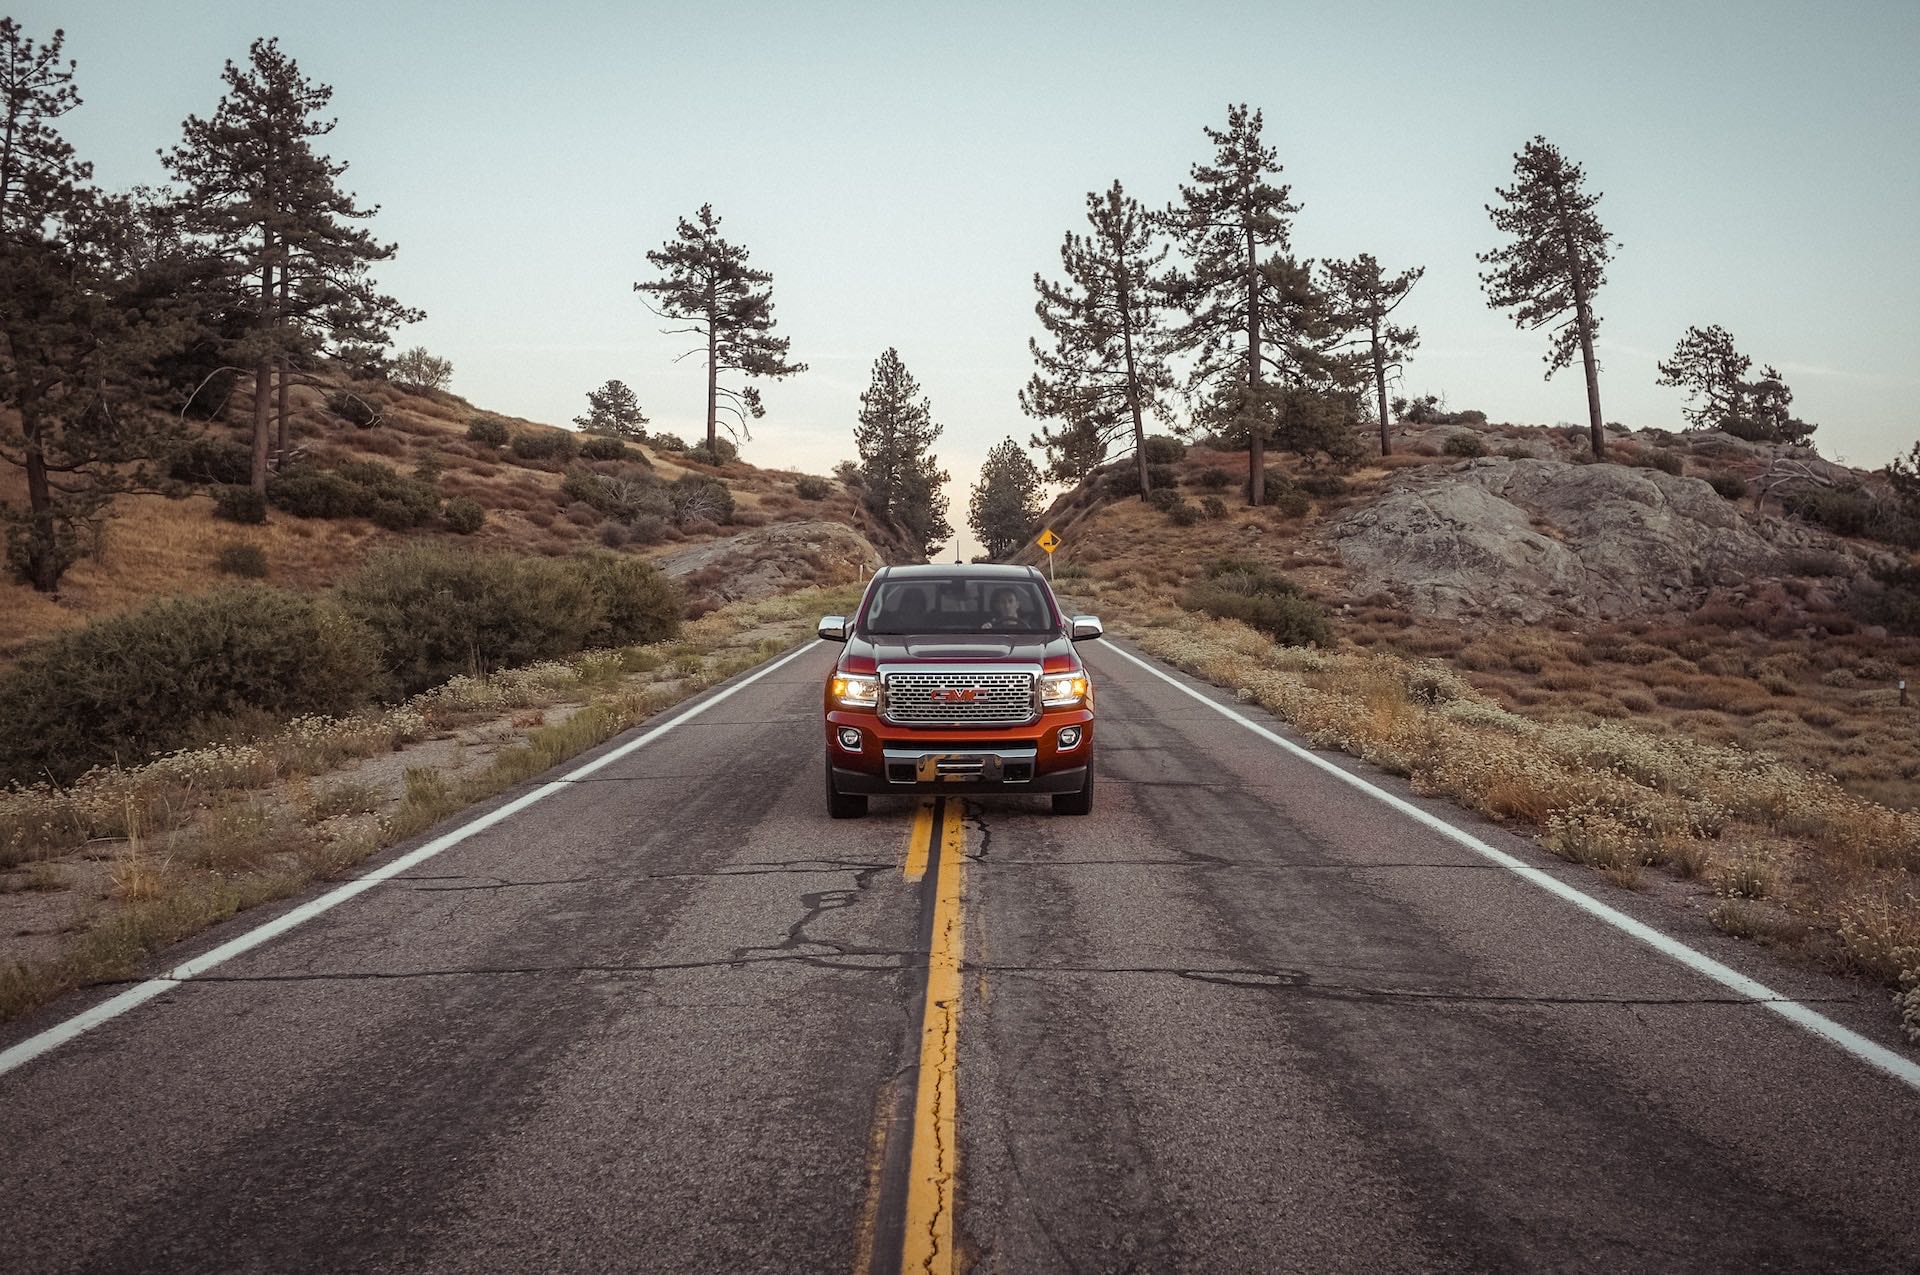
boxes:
[818,564,1102,818]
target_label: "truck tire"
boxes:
[826,756,868,819]
[1052,757,1094,816]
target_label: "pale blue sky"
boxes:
[17,1,1920,554]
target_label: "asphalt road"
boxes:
[4,637,1918,1274]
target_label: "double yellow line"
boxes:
[897,797,967,1275]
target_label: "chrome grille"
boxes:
[881,668,1036,727]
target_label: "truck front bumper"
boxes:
[825,708,1092,795]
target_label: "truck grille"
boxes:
[882,669,1036,727]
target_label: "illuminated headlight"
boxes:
[831,674,880,708]
[1039,672,1089,707]
[837,726,864,750]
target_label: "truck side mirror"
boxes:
[1070,615,1103,642]
[818,615,850,642]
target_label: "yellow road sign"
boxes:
[1036,529,1060,554]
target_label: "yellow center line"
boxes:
[902,797,966,1275]
[905,798,935,882]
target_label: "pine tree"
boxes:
[574,379,648,438]
[1022,180,1175,495]
[1322,253,1422,456]
[163,38,417,494]
[969,437,1043,560]
[1478,136,1617,459]
[1656,324,1750,431]
[1728,364,1814,445]
[1164,105,1350,502]
[853,348,950,558]
[634,204,805,454]
[0,21,181,592]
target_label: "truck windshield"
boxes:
[864,578,1055,635]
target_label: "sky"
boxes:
[16,0,1920,558]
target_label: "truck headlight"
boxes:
[831,674,880,708]
[1039,672,1088,707]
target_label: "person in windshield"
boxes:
[983,587,1026,631]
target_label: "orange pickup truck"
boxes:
[818,564,1102,818]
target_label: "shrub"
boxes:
[467,416,510,447]
[269,469,362,519]
[1146,487,1183,513]
[1247,472,1310,517]
[578,435,629,461]
[326,390,380,428]
[511,430,577,462]
[390,346,453,392]
[1167,501,1201,526]
[1180,560,1330,647]
[1201,495,1228,520]
[1141,434,1186,464]
[0,586,381,783]
[214,543,268,578]
[337,545,601,696]
[561,465,673,524]
[269,461,440,528]
[169,435,254,486]
[685,437,739,466]
[627,513,671,545]
[652,432,688,452]
[1195,467,1232,490]
[213,484,267,524]
[1443,432,1487,458]
[1708,472,1749,500]
[444,496,486,534]
[1297,473,1350,498]
[795,475,832,500]
[566,552,684,649]
[670,473,735,524]
[598,522,630,548]
[1105,463,1181,498]
[1644,449,1685,476]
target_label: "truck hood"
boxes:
[851,633,1072,666]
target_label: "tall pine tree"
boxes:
[1478,136,1617,459]
[634,204,805,455]
[0,21,181,591]
[163,38,416,494]
[853,348,950,559]
[1163,105,1347,502]
[969,437,1043,560]
[1021,180,1174,495]
[1322,254,1422,456]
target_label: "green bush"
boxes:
[1245,471,1309,516]
[269,461,440,528]
[0,586,381,784]
[214,543,268,578]
[169,435,254,486]
[1142,434,1186,464]
[1201,495,1228,520]
[326,390,380,428]
[1443,432,1487,458]
[1642,449,1685,476]
[1146,487,1183,513]
[651,432,687,452]
[670,473,734,524]
[795,475,832,500]
[1297,473,1350,498]
[1195,467,1232,490]
[1167,501,1201,526]
[213,485,267,524]
[1180,559,1330,647]
[567,552,684,649]
[1105,462,1181,498]
[467,416,510,448]
[269,469,362,519]
[511,430,577,462]
[1708,472,1750,501]
[444,496,486,534]
[684,437,739,466]
[578,435,629,461]
[337,546,601,696]
[561,465,674,524]
[1782,487,1920,546]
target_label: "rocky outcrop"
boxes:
[1328,457,1851,623]
[653,518,884,606]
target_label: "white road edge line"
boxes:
[0,640,826,1080]
[1099,640,1920,1093]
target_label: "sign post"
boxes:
[1036,528,1060,582]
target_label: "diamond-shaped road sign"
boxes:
[1036,529,1060,554]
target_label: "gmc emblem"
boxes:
[931,688,978,703]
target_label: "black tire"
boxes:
[1052,757,1094,816]
[826,756,868,819]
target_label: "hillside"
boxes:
[0,365,913,660]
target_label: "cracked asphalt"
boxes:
[4,638,1919,1273]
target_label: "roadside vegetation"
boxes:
[0,585,860,1024]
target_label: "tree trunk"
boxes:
[704,295,719,454]
[1119,281,1149,498]
[275,271,291,462]
[1571,275,1604,459]
[251,240,274,495]
[1246,228,1264,506]
[1372,311,1391,457]
[19,396,58,593]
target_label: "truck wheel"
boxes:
[1052,758,1094,816]
[826,757,868,819]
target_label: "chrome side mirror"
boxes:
[817,615,850,642]
[1070,615,1104,642]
